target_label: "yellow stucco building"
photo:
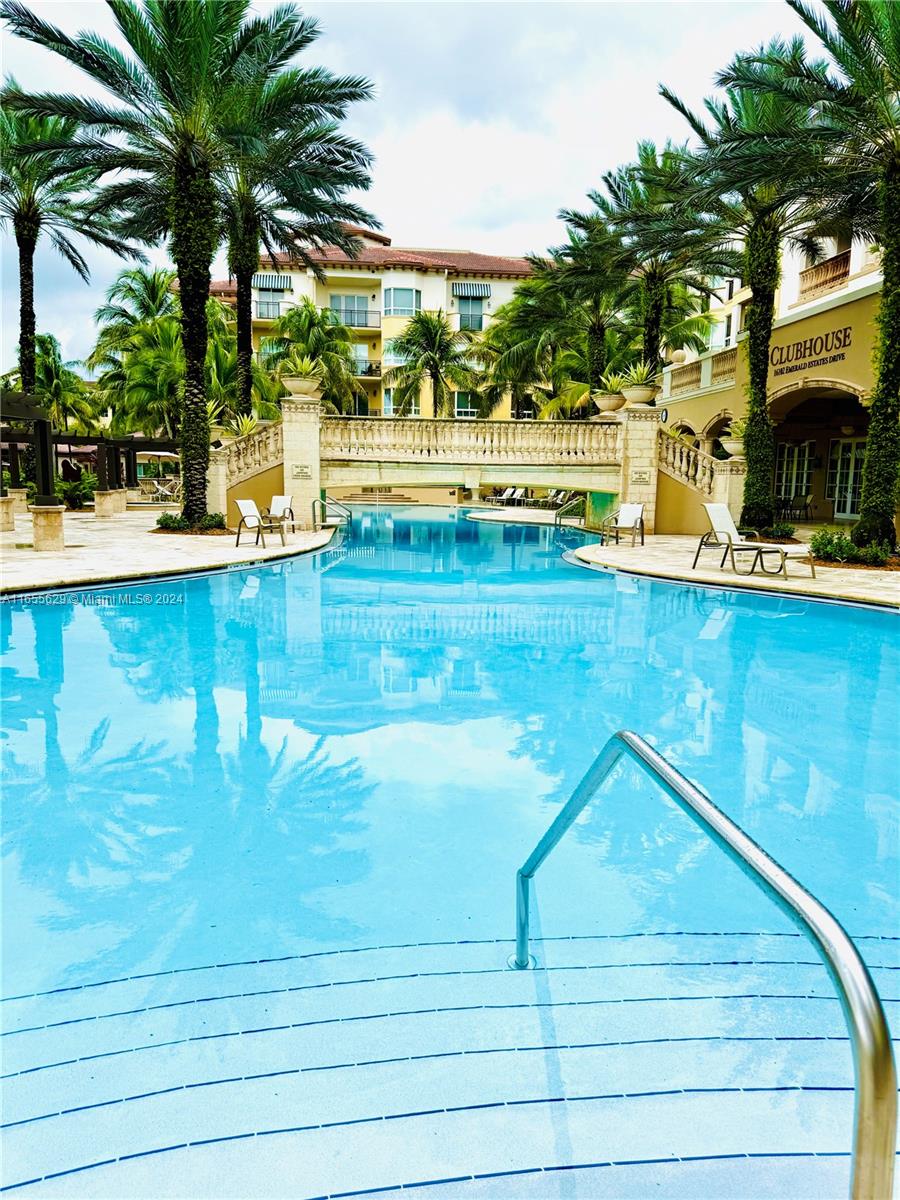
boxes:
[211,226,531,420]
[658,237,883,525]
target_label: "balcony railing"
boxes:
[710,346,738,384]
[798,250,851,301]
[256,301,281,319]
[354,360,381,377]
[670,361,702,395]
[327,308,381,328]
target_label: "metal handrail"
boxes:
[512,729,896,1200]
[311,495,351,530]
[553,494,585,527]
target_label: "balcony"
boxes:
[256,301,281,319]
[798,250,851,301]
[670,361,702,395]
[354,360,381,378]
[327,308,381,328]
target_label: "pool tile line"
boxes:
[6,957,881,1038]
[3,1031,872,1130]
[305,1151,862,1200]
[0,1085,858,1193]
[6,930,897,1005]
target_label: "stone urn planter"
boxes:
[594,391,626,414]
[622,385,657,407]
[281,376,321,398]
[720,436,745,458]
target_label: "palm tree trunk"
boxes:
[14,218,38,394]
[170,155,217,524]
[641,276,666,374]
[586,318,607,395]
[854,163,900,549]
[228,226,259,418]
[740,219,779,529]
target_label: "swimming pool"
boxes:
[1,506,897,1197]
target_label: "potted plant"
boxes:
[719,416,746,457]
[621,360,660,406]
[593,370,627,413]
[207,399,228,442]
[278,354,323,397]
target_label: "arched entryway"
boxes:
[768,378,869,523]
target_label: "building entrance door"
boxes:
[827,438,866,520]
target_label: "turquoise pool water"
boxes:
[1,506,897,1197]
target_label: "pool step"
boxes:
[2,933,896,1197]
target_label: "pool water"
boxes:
[1,506,897,1197]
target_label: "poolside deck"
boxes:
[574,536,900,608]
[0,511,336,594]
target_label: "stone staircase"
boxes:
[3,931,896,1197]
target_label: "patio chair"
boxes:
[487,487,515,506]
[692,502,815,579]
[791,493,814,521]
[266,494,295,533]
[601,503,645,547]
[235,499,286,548]
[507,488,527,507]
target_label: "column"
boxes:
[712,458,747,522]
[29,503,65,550]
[619,407,662,534]
[281,398,322,529]
[206,447,229,521]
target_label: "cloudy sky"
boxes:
[1,0,809,370]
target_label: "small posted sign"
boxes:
[629,468,651,485]
[292,464,312,480]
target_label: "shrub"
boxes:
[157,511,190,532]
[761,522,795,540]
[810,528,891,566]
[197,512,226,530]
[54,471,97,510]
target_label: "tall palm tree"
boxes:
[591,140,741,374]
[0,77,138,395]
[382,310,475,417]
[660,68,837,528]
[263,297,362,413]
[715,2,900,546]
[1,0,334,523]
[1,333,97,432]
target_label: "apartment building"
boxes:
[658,236,882,523]
[213,227,531,419]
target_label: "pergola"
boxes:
[0,390,179,502]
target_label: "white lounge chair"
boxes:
[235,499,286,548]
[266,494,295,533]
[601,503,645,546]
[693,502,815,579]
[487,487,515,506]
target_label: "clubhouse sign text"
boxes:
[770,326,852,377]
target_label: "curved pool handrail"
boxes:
[511,729,896,1200]
[312,495,351,530]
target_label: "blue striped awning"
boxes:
[452,282,491,298]
[252,273,291,290]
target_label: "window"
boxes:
[330,295,370,326]
[726,279,735,301]
[256,289,281,319]
[723,314,733,347]
[458,297,483,331]
[383,388,419,417]
[383,340,409,367]
[775,440,814,499]
[384,288,421,317]
[454,391,478,419]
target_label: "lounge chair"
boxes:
[507,488,527,507]
[266,494,295,533]
[693,502,815,579]
[235,499,286,548]
[486,487,515,506]
[601,503,645,547]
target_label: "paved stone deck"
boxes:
[467,505,584,527]
[0,512,335,594]
[573,535,900,609]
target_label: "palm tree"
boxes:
[0,1,332,523]
[660,68,838,528]
[591,140,741,374]
[382,310,475,417]
[0,76,138,396]
[715,2,900,546]
[1,333,97,432]
[263,297,362,413]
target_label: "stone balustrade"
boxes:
[669,361,702,395]
[710,346,738,384]
[320,417,622,466]
[658,434,717,495]
[798,250,851,301]
[221,423,283,487]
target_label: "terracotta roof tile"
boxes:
[263,243,532,277]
